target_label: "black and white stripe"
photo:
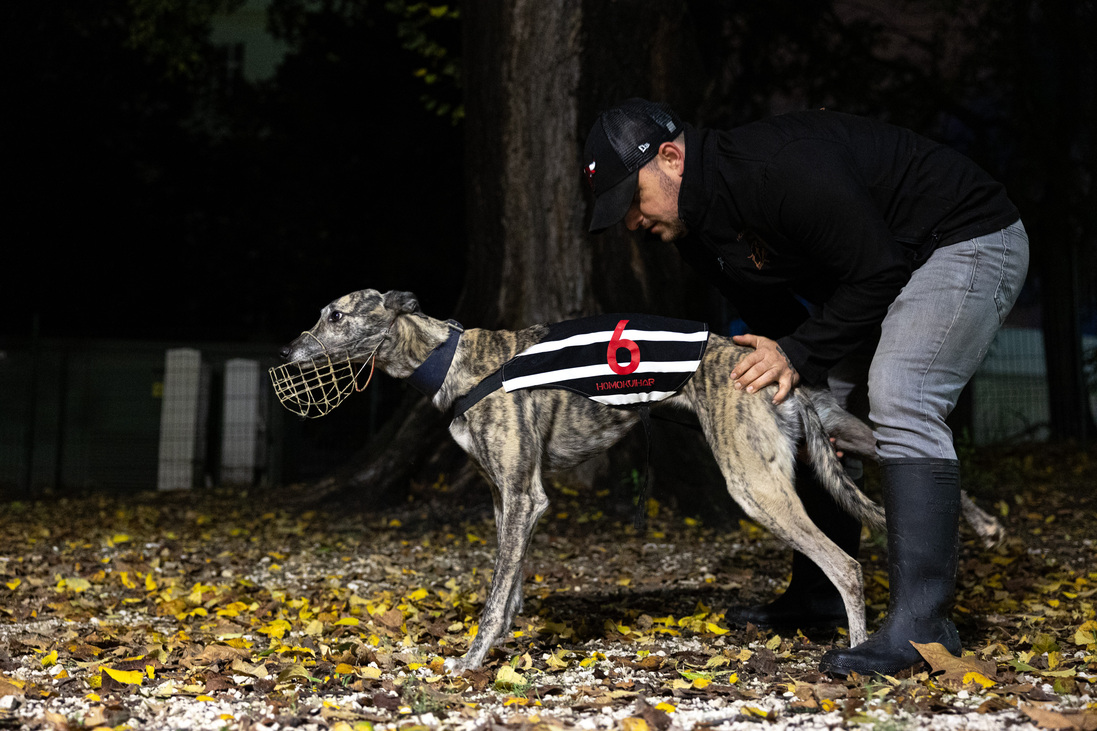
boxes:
[501,314,709,405]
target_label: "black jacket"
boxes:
[674,110,1019,385]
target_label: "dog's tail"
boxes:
[803,387,1006,549]
[798,397,887,532]
[803,387,878,459]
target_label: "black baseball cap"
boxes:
[583,98,683,233]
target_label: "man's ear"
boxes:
[656,140,685,177]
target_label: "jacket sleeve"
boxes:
[763,140,912,384]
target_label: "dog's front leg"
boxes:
[445,468,549,673]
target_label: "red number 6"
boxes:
[607,319,640,375]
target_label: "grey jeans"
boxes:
[829,219,1030,461]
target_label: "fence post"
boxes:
[157,348,208,490]
[221,358,266,486]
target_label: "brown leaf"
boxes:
[1021,703,1097,730]
[378,608,404,629]
[911,641,997,690]
[0,678,24,698]
[81,705,129,728]
[183,644,251,668]
[632,697,673,731]
[204,673,235,693]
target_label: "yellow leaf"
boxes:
[145,573,158,592]
[495,665,525,689]
[197,695,215,702]
[621,719,650,731]
[85,693,101,702]
[103,667,144,685]
[655,702,676,713]
[111,533,131,545]
[765,635,782,650]
[5,578,20,591]
[334,617,360,626]
[963,671,996,689]
[360,667,382,679]
[545,649,571,670]
[706,622,729,635]
[408,588,429,602]
[259,619,292,639]
[742,707,771,719]
[1074,626,1097,647]
[40,650,58,668]
[62,577,91,593]
[334,663,357,675]
[692,677,711,689]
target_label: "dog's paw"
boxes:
[443,656,477,674]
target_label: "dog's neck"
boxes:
[378,313,455,382]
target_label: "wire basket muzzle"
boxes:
[269,349,360,418]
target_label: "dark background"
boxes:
[2,0,1094,454]
[2,1,466,346]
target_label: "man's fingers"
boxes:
[736,363,779,393]
[730,350,762,381]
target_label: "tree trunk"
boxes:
[313,0,723,508]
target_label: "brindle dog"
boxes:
[279,288,1003,672]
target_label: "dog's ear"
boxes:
[382,290,420,315]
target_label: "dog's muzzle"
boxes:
[268,334,375,418]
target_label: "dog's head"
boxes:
[280,289,420,364]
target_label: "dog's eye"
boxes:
[329,311,344,323]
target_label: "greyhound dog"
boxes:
[277,289,1003,672]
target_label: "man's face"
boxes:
[623,160,687,242]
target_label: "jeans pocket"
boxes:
[993,221,1030,324]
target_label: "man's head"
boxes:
[583,98,686,238]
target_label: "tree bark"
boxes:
[314,0,720,506]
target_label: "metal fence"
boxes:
[0,339,398,498]
[0,325,1093,498]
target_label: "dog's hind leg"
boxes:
[722,462,868,646]
[692,391,869,646]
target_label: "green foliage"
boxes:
[125,0,246,78]
[385,2,463,123]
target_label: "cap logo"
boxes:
[584,160,597,191]
[637,142,650,153]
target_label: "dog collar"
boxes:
[406,321,463,399]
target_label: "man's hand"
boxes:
[730,334,800,404]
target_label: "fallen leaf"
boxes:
[1021,703,1097,730]
[102,667,144,685]
[911,642,998,690]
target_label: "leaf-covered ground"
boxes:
[0,444,1094,731]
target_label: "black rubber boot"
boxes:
[820,458,962,677]
[727,462,862,632]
